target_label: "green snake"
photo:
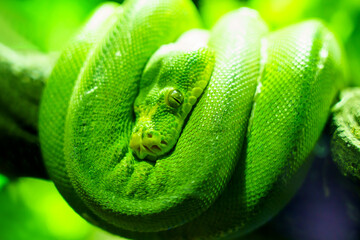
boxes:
[1,0,358,239]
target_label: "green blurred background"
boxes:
[0,0,359,239]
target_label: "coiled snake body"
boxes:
[1,0,356,239]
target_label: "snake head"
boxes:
[130,36,214,160]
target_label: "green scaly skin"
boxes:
[0,0,355,239]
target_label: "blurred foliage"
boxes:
[0,0,123,51]
[0,174,8,189]
[0,0,359,240]
[0,178,89,240]
[0,178,127,240]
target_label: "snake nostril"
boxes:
[147,133,152,138]
[161,140,167,146]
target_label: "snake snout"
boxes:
[129,130,165,160]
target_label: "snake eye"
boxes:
[167,89,184,108]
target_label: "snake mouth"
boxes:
[135,144,157,159]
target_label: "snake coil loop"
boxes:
[38,0,345,239]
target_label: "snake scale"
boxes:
[1,0,358,239]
